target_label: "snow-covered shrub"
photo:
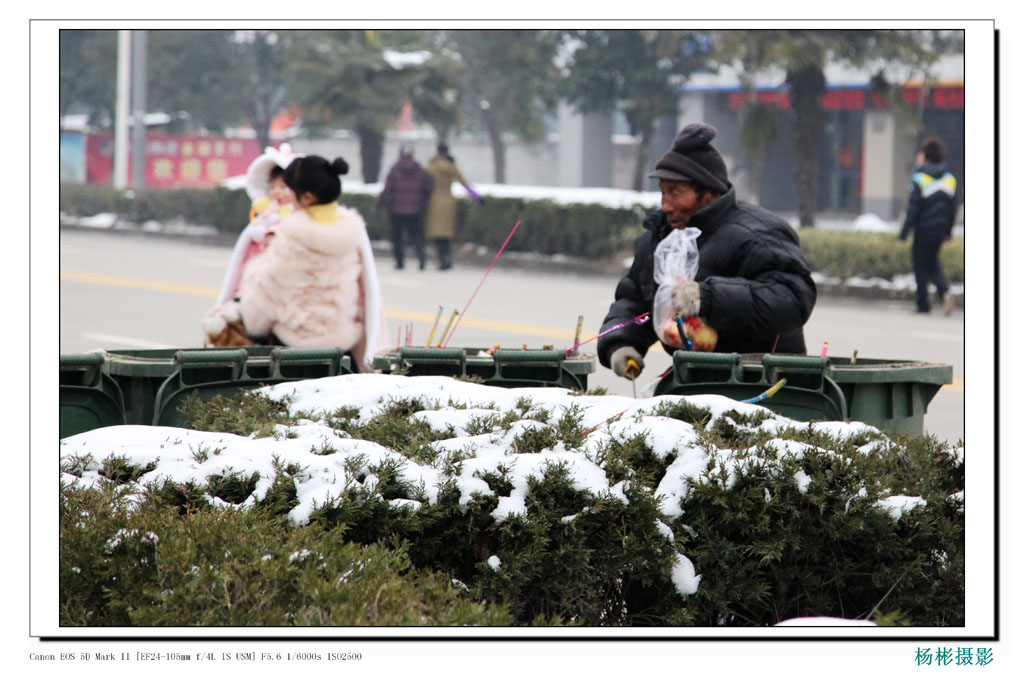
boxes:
[59,479,516,627]
[59,375,964,627]
[669,435,964,626]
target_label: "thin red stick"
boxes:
[574,406,634,439]
[564,312,650,355]
[442,220,521,348]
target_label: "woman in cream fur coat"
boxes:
[237,154,388,369]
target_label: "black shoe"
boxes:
[914,308,930,314]
[419,261,426,271]
[395,263,404,270]
[439,263,452,271]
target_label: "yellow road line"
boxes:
[61,270,576,340]
[61,270,219,297]
[59,271,973,376]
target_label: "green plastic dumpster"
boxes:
[60,352,127,439]
[652,351,952,435]
[59,346,353,438]
[373,347,596,390]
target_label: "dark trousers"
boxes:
[433,238,453,269]
[912,233,949,312]
[390,215,426,269]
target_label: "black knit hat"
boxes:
[648,123,730,193]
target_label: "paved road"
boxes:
[58,230,967,445]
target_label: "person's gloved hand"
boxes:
[610,346,644,380]
[671,281,701,318]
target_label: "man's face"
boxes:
[659,179,715,229]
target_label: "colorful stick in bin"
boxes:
[568,315,584,356]
[742,378,787,405]
[427,305,443,347]
[437,309,459,347]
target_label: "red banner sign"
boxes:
[85,134,264,188]
[726,86,964,112]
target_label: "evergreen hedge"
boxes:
[59,183,964,282]
[59,389,965,628]
[60,481,519,627]
[799,229,965,285]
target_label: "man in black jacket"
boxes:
[898,137,958,315]
[598,123,817,381]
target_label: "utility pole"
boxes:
[113,30,131,190]
[130,30,148,188]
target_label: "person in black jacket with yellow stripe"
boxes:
[898,137,958,315]
[597,123,817,382]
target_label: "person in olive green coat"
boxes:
[425,143,482,270]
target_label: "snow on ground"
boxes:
[220,174,966,234]
[343,179,663,210]
[59,373,933,606]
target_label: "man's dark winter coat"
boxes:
[898,161,957,313]
[597,188,817,366]
[898,162,958,240]
[378,156,433,217]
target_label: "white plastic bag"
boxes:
[652,228,701,347]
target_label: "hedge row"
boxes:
[60,481,521,627]
[799,229,965,285]
[59,387,964,627]
[60,183,253,234]
[59,183,964,282]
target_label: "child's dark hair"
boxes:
[269,165,285,181]
[283,155,350,204]
[920,137,947,164]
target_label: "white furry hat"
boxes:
[245,143,303,200]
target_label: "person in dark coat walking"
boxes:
[376,146,433,270]
[598,123,817,382]
[898,137,958,315]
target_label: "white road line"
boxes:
[82,333,176,349]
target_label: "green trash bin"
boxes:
[652,351,952,436]
[828,356,953,436]
[60,352,126,439]
[59,346,353,437]
[373,347,596,390]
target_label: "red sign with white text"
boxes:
[726,86,964,112]
[85,134,263,188]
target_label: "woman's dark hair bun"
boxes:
[332,157,350,176]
